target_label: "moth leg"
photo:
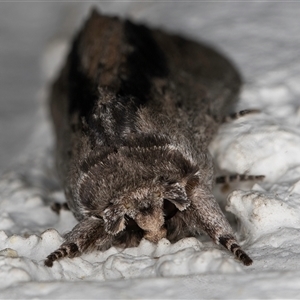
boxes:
[223,109,260,122]
[188,187,253,266]
[215,174,265,184]
[218,234,253,266]
[51,202,70,214]
[44,217,109,267]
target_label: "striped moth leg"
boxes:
[222,109,261,122]
[216,174,265,184]
[215,174,265,194]
[51,202,70,214]
[44,217,109,267]
[187,185,253,266]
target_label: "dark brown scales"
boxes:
[216,174,265,184]
[46,8,253,268]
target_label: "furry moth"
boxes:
[46,9,253,267]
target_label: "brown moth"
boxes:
[46,8,253,267]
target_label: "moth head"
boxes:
[102,180,191,242]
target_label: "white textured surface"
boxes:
[1,2,300,299]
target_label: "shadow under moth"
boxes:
[46,8,254,267]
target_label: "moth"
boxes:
[46,8,254,267]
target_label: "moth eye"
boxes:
[125,215,143,232]
[163,199,178,220]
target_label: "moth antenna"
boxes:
[215,174,265,184]
[223,109,260,122]
[218,235,253,266]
